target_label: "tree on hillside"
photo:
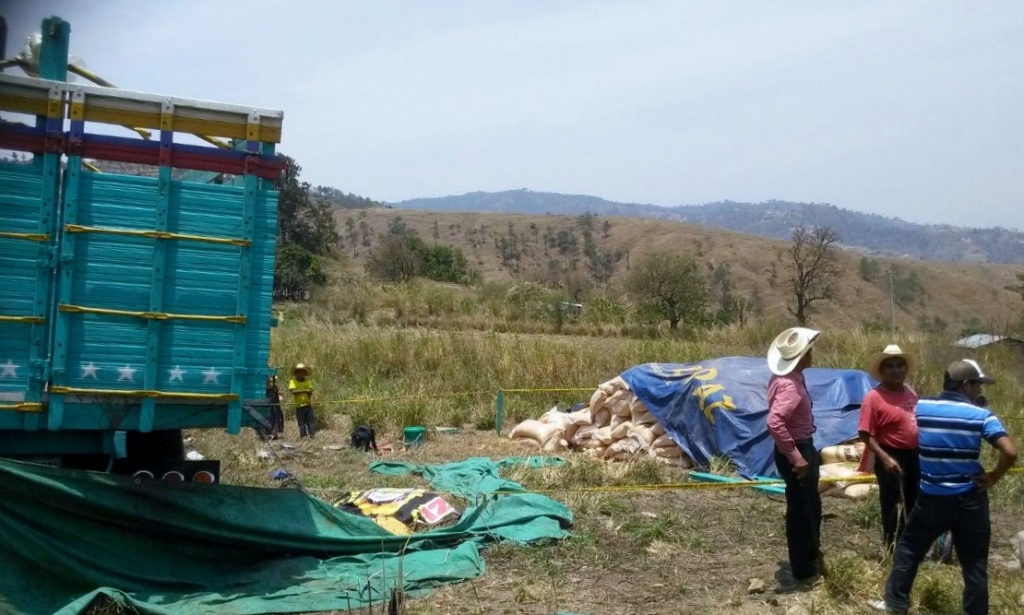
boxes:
[577,214,622,285]
[625,252,709,331]
[858,256,881,283]
[787,226,841,326]
[367,234,423,282]
[422,244,478,284]
[889,265,925,309]
[274,156,340,298]
[311,185,387,209]
[495,222,526,274]
[366,217,476,284]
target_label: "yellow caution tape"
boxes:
[274,387,595,408]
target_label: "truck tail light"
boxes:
[192,470,216,484]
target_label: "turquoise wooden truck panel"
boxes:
[43,172,277,431]
[1,67,282,441]
[0,162,55,416]
[58,173,276,394]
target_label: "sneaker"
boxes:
[867,599,905,614]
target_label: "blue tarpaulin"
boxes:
[619,357,876,479]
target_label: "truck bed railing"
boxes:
[0,71,282,437]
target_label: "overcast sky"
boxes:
[4,1,1023,229]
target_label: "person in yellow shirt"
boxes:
[288,363,316,438]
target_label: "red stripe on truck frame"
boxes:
[76,136,282,180]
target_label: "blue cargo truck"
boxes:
[0,17,282,479]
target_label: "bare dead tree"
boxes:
[787,226,841,326]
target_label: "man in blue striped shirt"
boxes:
[871,359,1017,615]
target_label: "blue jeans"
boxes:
[774,440,822,579]
[884,490,990,615]
[296,405,316,438]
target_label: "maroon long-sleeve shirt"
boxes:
[767,371,815,465]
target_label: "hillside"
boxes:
[392,190,1024,265]
[336,207,1023,335]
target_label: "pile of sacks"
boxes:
[819,441,876,499]
[508,377,692,467]
[509,377,880,501]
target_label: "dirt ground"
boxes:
[197,425,1024,615]
[401,487,1023,615]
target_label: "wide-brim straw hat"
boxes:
[767,327,822,376]
[292,363,312,377]
[867,344,916,381]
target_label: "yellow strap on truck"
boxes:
[0,315,45,324]
[0,402,44,413]
[64,224,251,247]
[49,386,237,401]
[0,231,50,242]
[59,304,246,324]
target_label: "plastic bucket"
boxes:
[403,426,426,447]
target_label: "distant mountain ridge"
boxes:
[393,190,1024,265]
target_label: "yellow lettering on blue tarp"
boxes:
[703,397,736,423]
[652,363,737,424]
[689,374,737,424]
[666,365,717,382]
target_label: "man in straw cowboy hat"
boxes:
[766,326,823,585]
[858,344,919,552]
[871,359,1018,614]
[288,363,316,438]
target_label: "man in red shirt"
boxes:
[767,327,823,584]
[859,344,919,552]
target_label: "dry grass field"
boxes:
[178,318,1024,615]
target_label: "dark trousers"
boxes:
[884,490,990,615]
[774,440,822,579]
[296,404,316,438]
[874,446,920,551]
[269,403,285,435]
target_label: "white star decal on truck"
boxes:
[1,361,18,378]
[117,365,136,382]
[202,367,220,384]
[81,362,99,379]
[169,366,185,382]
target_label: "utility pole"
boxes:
[889,269,896,334]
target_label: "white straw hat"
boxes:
[767,327,821,376]
[867,344,916,381]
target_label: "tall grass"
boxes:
[271,308,1024,446]
[236,287,1024,615]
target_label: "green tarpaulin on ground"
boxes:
[0,456,572,615]
[369,455,567,498]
